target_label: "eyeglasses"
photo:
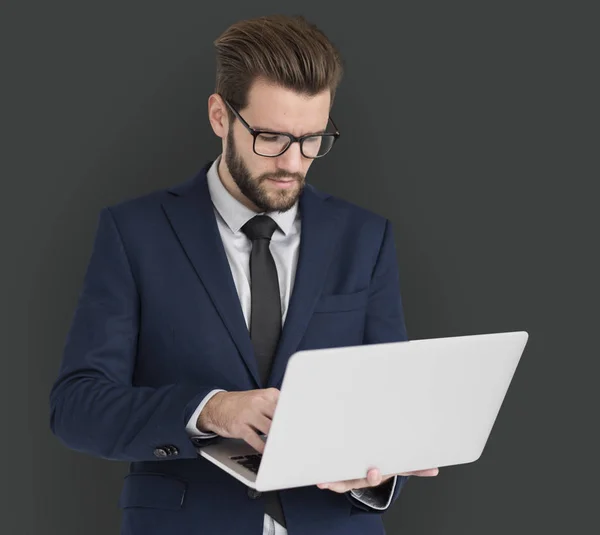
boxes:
[224,99,340,159]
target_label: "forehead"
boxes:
[242,78,331,135]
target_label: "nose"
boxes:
[277,141,304,175]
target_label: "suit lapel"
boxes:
[161,162,261,387]
[267,184,346,388]
[161,161,346,390]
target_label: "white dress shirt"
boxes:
[184,155,396,522]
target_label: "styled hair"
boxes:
[214,14,344,120]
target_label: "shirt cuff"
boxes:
[185,389,227,438]
[349,475,397,510]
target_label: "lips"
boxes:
[267,178,297,189]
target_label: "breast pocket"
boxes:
[313,288,370,313]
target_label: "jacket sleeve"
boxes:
[345,218,411,512]
[49,207,220,462]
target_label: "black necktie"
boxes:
[241,215,282,385]
[241,215,286,528]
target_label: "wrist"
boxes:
[197,391,226,433]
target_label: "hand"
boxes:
[197,388,280,454]
[317,467,439,493]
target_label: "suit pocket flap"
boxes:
[118,473,187,510]
[313,288,369,313]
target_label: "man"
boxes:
[49,14,438,535]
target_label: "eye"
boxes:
[304,136,321,144]
[258,134,284,143]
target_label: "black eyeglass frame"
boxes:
[224,99,340,159]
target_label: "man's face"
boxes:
[223,79,331,213]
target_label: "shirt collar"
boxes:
[206,154,299,236]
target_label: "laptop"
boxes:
[199,330,529,492]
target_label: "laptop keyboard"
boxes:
[230,454,262,474]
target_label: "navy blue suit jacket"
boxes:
[49,160,411,534]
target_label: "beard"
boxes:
[225,126,305,213]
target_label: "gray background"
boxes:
[2,1,598,534]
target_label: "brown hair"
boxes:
[214,14,344,120]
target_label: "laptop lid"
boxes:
[254,330,528,491]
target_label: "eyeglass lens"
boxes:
[254,133,334,158]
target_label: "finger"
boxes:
[319,469,381,490]
[366,468,383,487]
[250,413,273,437]
[319,478,368,493]
[260,393,278,419]
[265,387,280,401]
[319,482,352,493]
[260,400,277,426]
[416,468,439,477]
[399,468,439,477]
[262,404,276,420]
[242,427,266,454]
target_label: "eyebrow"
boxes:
[252,125,328,136]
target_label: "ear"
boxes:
[208,94,229,139]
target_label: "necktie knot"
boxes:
[241,215,279,241]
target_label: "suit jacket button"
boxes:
[153,447,168,458]
[248,488,262,499]
[165,445,179,456]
